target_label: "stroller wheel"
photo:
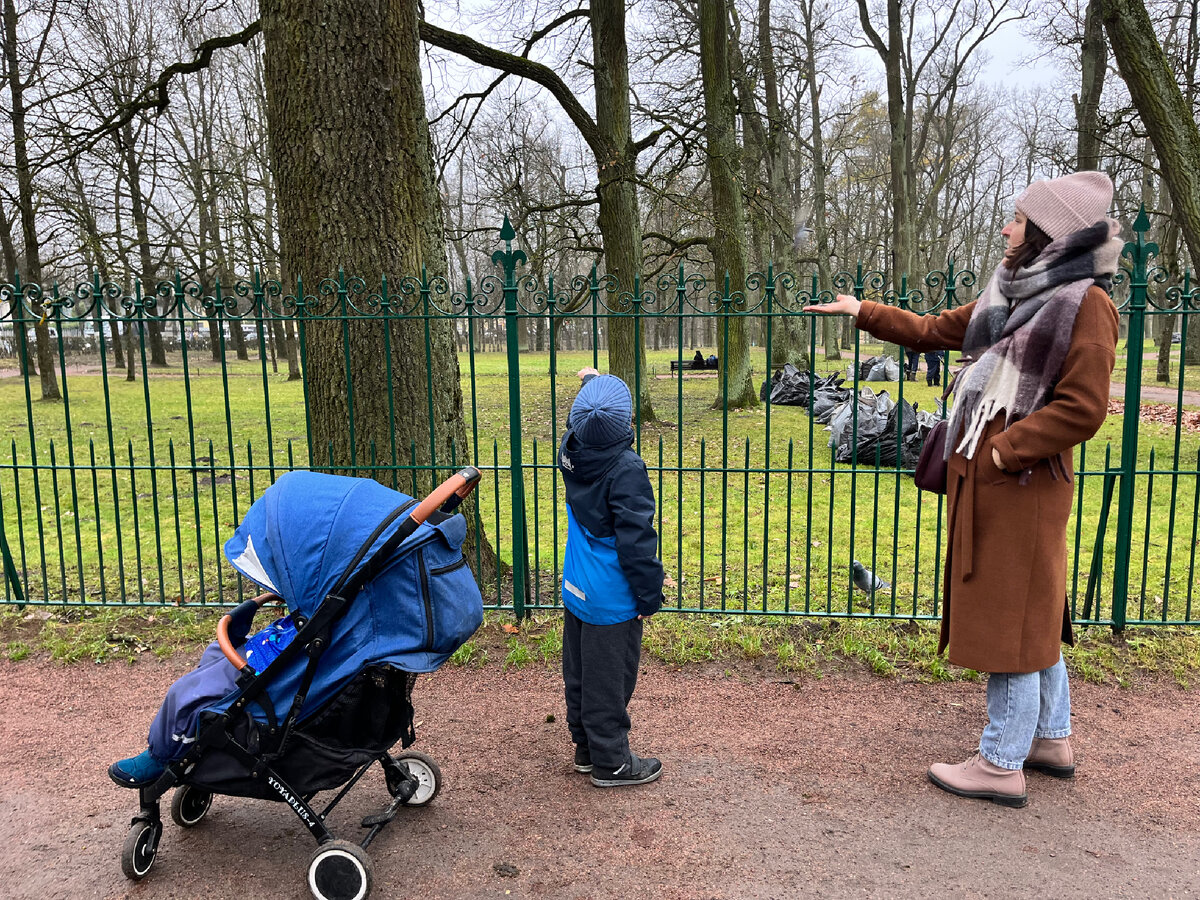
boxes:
[120,818,162,881]
[393,750,442,807]
[308,840,373,900]
[170,785,212,828]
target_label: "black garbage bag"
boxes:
[828,387,890,453]
[832,394,930,467]
[812,386,851,423]
[760,363,804,403]
[760,365,847,406]
[857,355,901,382]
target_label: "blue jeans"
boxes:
[979,656,1071,770]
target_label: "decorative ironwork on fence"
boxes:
[1,210,1197,629]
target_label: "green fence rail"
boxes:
[1,210,1197,629]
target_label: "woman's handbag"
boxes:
[913,420,949,493]
[913,368,958,494]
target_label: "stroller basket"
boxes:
[114,467,483,900]
[188,665,419,799]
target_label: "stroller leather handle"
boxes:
[409,466,482,523]
[217,592,282,672]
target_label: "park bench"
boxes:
[670,358,719,373]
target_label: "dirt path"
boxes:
[1,656,1198,900]
[1111,381,1200,407]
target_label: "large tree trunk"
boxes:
[261,0,494,571]
[728,11,770,358]
[1076,0,1107,170]
[591,0,655,420]
[3,0,58,400]
[1102,0,1200,268]
[700,0,757,409]
[260,89,301,380]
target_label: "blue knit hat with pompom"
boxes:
[569,375,633,446]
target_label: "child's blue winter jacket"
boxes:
[557,378,664,625]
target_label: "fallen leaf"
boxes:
[501,623,520,634]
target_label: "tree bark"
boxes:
[1075,0,1107,170]
[591,0,655,420]
[700,0,757,409]
[3,0,58,399]
[1101,0,1200,268]
[261,0,494,571]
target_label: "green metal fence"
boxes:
[1,210,1197,628]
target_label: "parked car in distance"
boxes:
[1172,332,1182,344]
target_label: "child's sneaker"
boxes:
[108,749,167,788]
[574,745,593,773]
[589,752,662,787]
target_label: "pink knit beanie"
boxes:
[1014,171,1114,240]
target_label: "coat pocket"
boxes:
[980,436,1013,486]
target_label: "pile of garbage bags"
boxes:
[760,364,941,467]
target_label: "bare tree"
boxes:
[700,0,757,408]
[2,0,61,398]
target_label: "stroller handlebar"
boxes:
[217,592,283,674]
[408,466,482,523]
[214,467,483,673]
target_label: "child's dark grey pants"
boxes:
[561,608,643,771]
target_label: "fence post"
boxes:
[493,215,529,618]
[0,516,25,608]
[1111,205,1156,631]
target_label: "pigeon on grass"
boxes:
[852,559,889,593]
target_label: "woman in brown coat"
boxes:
[807,171,1121,808]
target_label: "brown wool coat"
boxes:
[858,286,1119,673]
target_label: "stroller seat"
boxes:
[114,468,484,900]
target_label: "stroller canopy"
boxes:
[215,471,483,721]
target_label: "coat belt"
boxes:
[955,461,975,580]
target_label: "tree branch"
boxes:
[419,19,605,156]
[52,20,263,166]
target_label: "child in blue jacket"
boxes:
[558,370,665,787]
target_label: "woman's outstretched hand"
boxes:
[803,293,861,318]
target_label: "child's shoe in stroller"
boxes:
[108,749,167,788]
[590,752,662,787]
[574,744,593,773]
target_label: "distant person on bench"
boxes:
[692,350,705,367]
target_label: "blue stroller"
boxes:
[115,468,484,900]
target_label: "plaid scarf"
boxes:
[946,219,1123,460]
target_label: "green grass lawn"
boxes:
[2,338,1198,627]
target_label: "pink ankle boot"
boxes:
[928,753,1027,808]
[1024,737,1075,778]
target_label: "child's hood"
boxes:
[558,427,634,483]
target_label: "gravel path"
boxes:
[1,656,1198,900]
